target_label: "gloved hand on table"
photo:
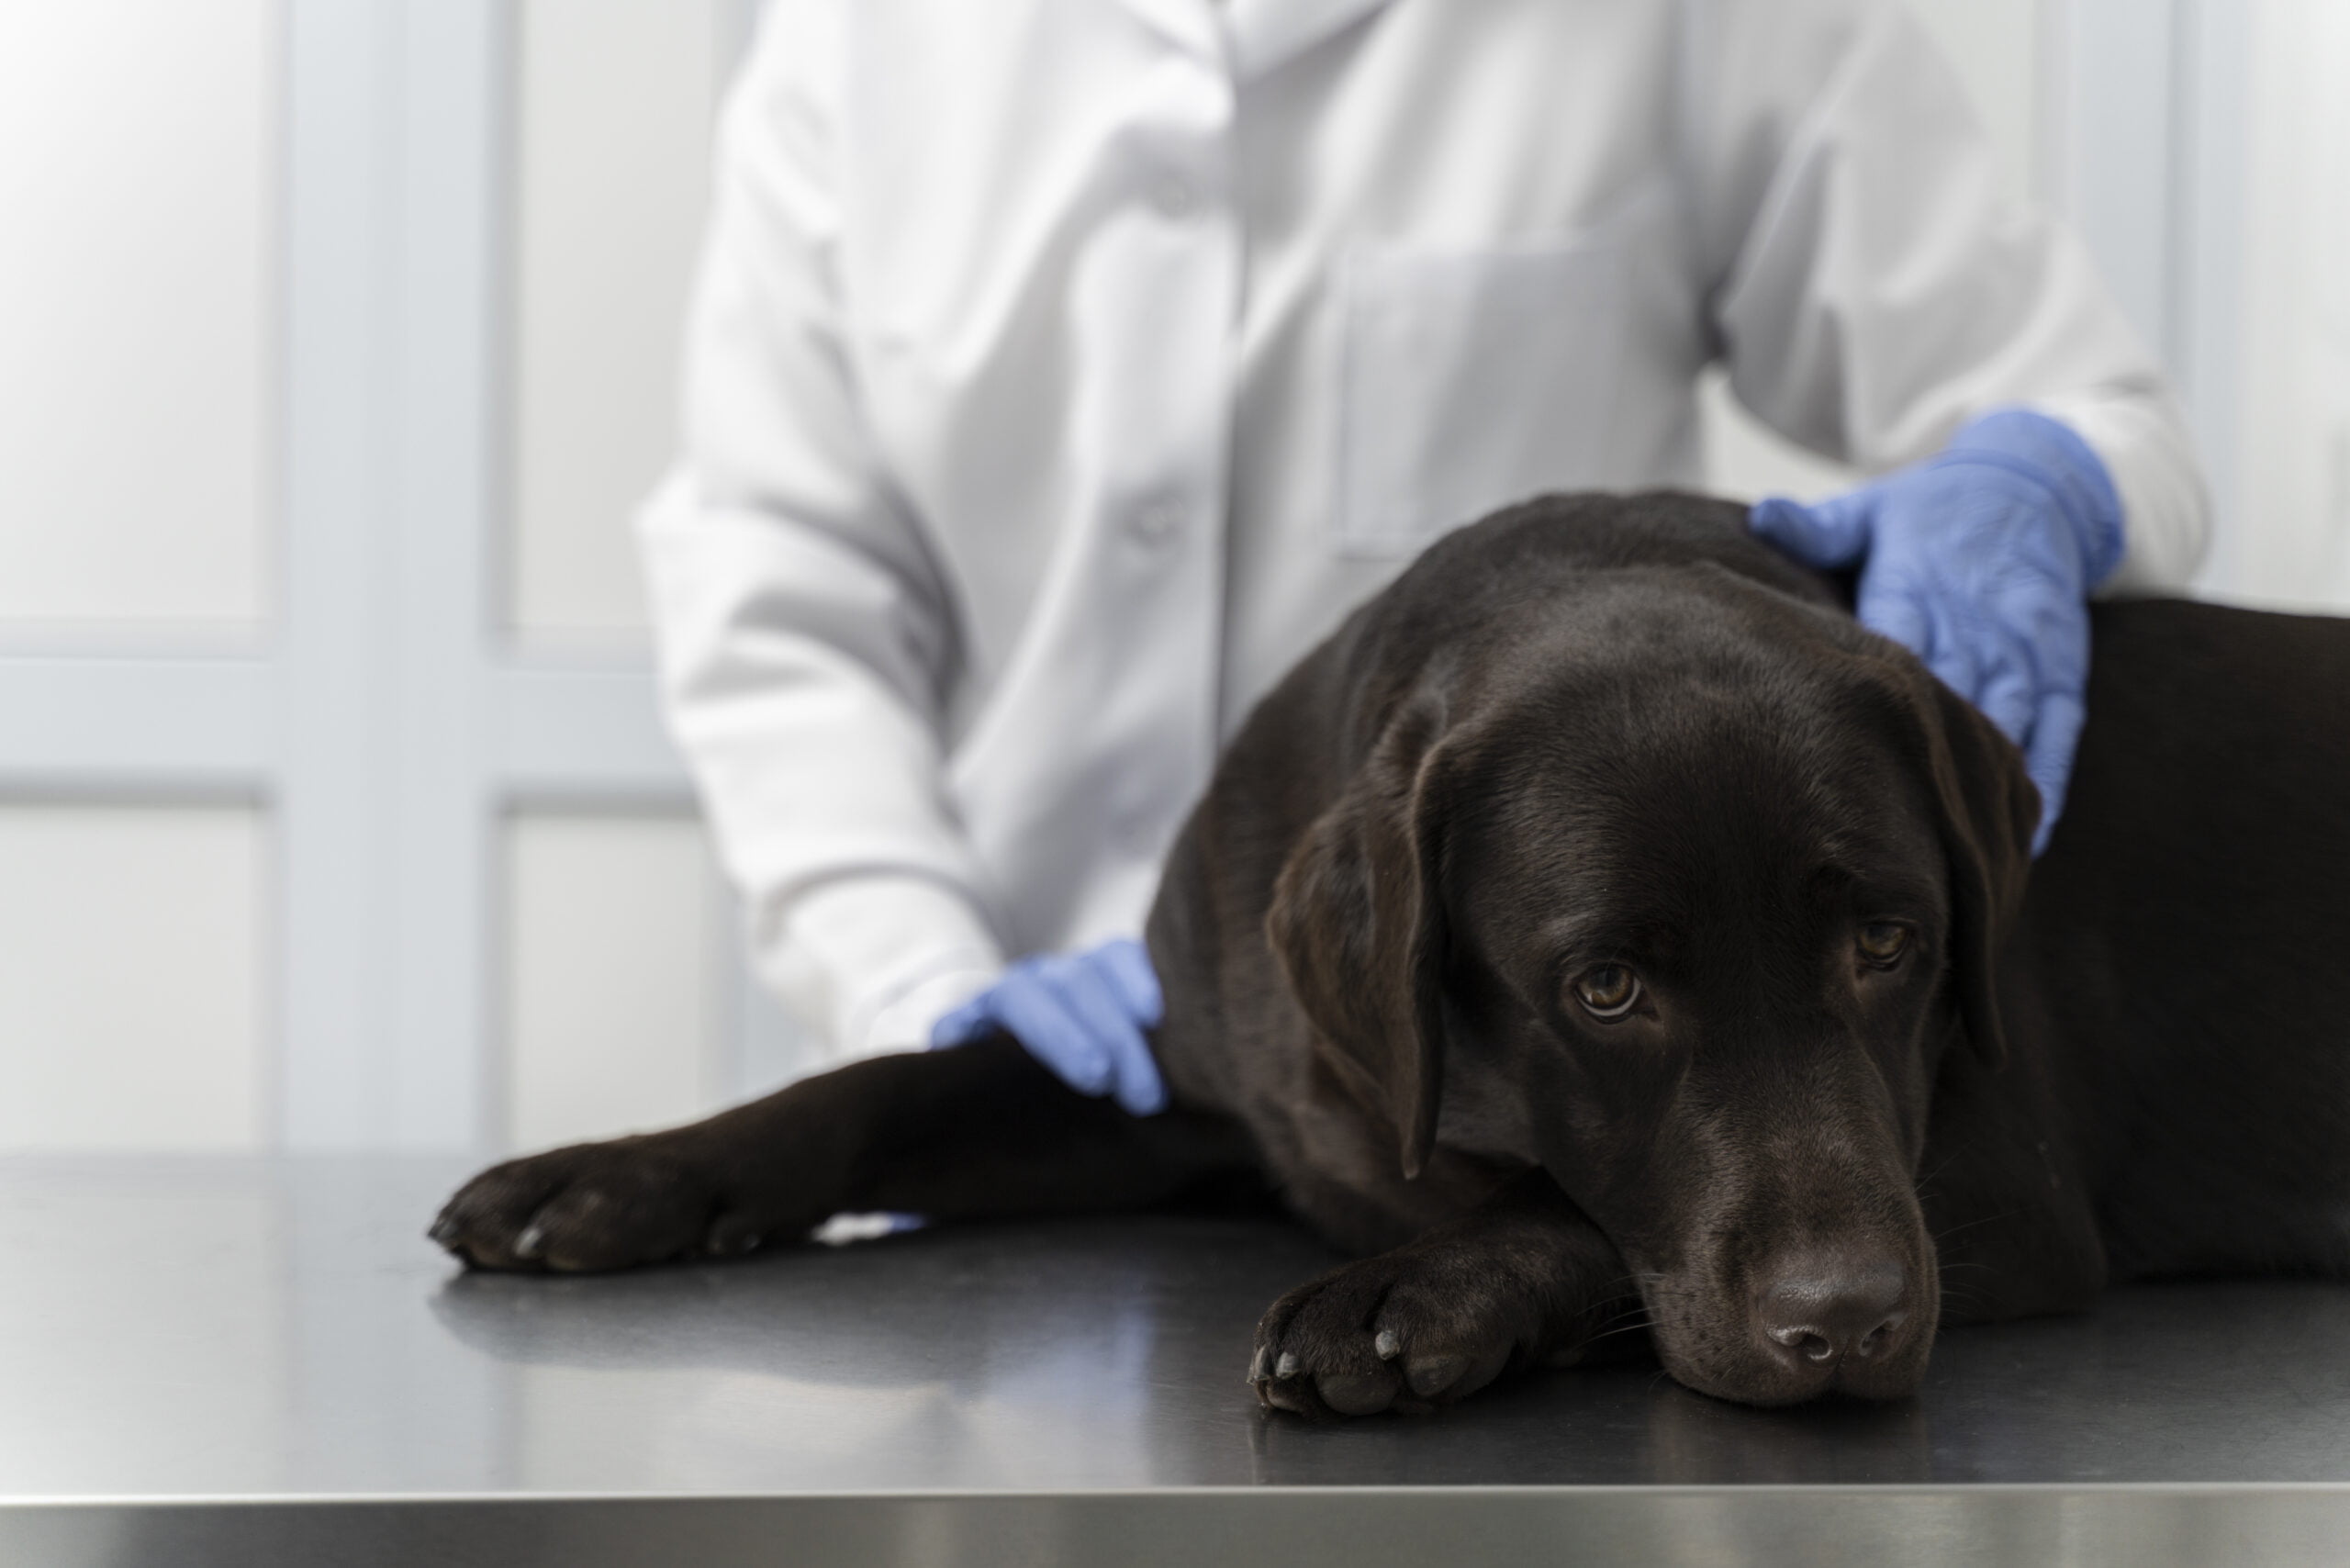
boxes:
[929,936,1169,1115]
[1748,408,2125,856]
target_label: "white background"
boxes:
[0,0,2339,1155]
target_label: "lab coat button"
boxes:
[1133,503,1184,548]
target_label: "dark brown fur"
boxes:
[432,492,2350,1417]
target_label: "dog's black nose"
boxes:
[1755,1255,1908,1369]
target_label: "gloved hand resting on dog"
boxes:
[930,936,1169,1114]
[1750,408,2125,856]
[955,409,2122,1104]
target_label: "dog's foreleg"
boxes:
[431,1037,1259,1272]
[1248,1169,1637,1417]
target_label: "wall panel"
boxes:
[0,2,272,631]
[509,0,726,644]
[0,805,265,1151]
[504,812,722,1150]
[2208,0,2350,610]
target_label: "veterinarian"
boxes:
[637,0,2210,1114]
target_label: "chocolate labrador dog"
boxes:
[431,492,2350,1417]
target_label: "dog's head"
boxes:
[1267,560,2036,1406]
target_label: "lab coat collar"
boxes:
[1113,0,1398,78]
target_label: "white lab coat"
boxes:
[638,0,2209,1061]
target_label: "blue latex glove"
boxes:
[1749,409,2125,855]
[929,937,1169,1114]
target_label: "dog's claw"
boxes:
[427,1215,459,1247]
[513,1224,546,1260]
[1374,1327,1403,1360]
[1274,1350,1301,1379]
[1248,1344,1270,1383]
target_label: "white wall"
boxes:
[509,0,725,646]
[0,4,278,1154]
[497,0,808,1146]
[0,3,273,635]
[0,0,801,1156]
[498,0,775,1147]
[0,806,266,1149]
[2205,1,2350,610]
[505,812,722,1148]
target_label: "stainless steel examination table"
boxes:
[5,1159,2348,1567]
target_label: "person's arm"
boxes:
[1684,0,2210,845]
[1688,0,2209,589]
[637,1,1002,1058]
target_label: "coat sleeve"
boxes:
[1685,0,2210,590]
[636,1,1002,1058]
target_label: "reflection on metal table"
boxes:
[3,1158,2347,1565]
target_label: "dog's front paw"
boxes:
[430,1138,762,1272]
[1249,1244,1548,1418]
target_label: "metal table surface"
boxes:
[4,1158,2348,1566]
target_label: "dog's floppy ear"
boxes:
[1266,689,1453,1180]
[1913,674,2039,1068]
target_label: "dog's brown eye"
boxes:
[1572,965,1641,1019]
[1858,922,1912,967]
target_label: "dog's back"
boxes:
[2023,599,2350,1278]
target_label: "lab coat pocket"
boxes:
[1336,239,1631,557]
